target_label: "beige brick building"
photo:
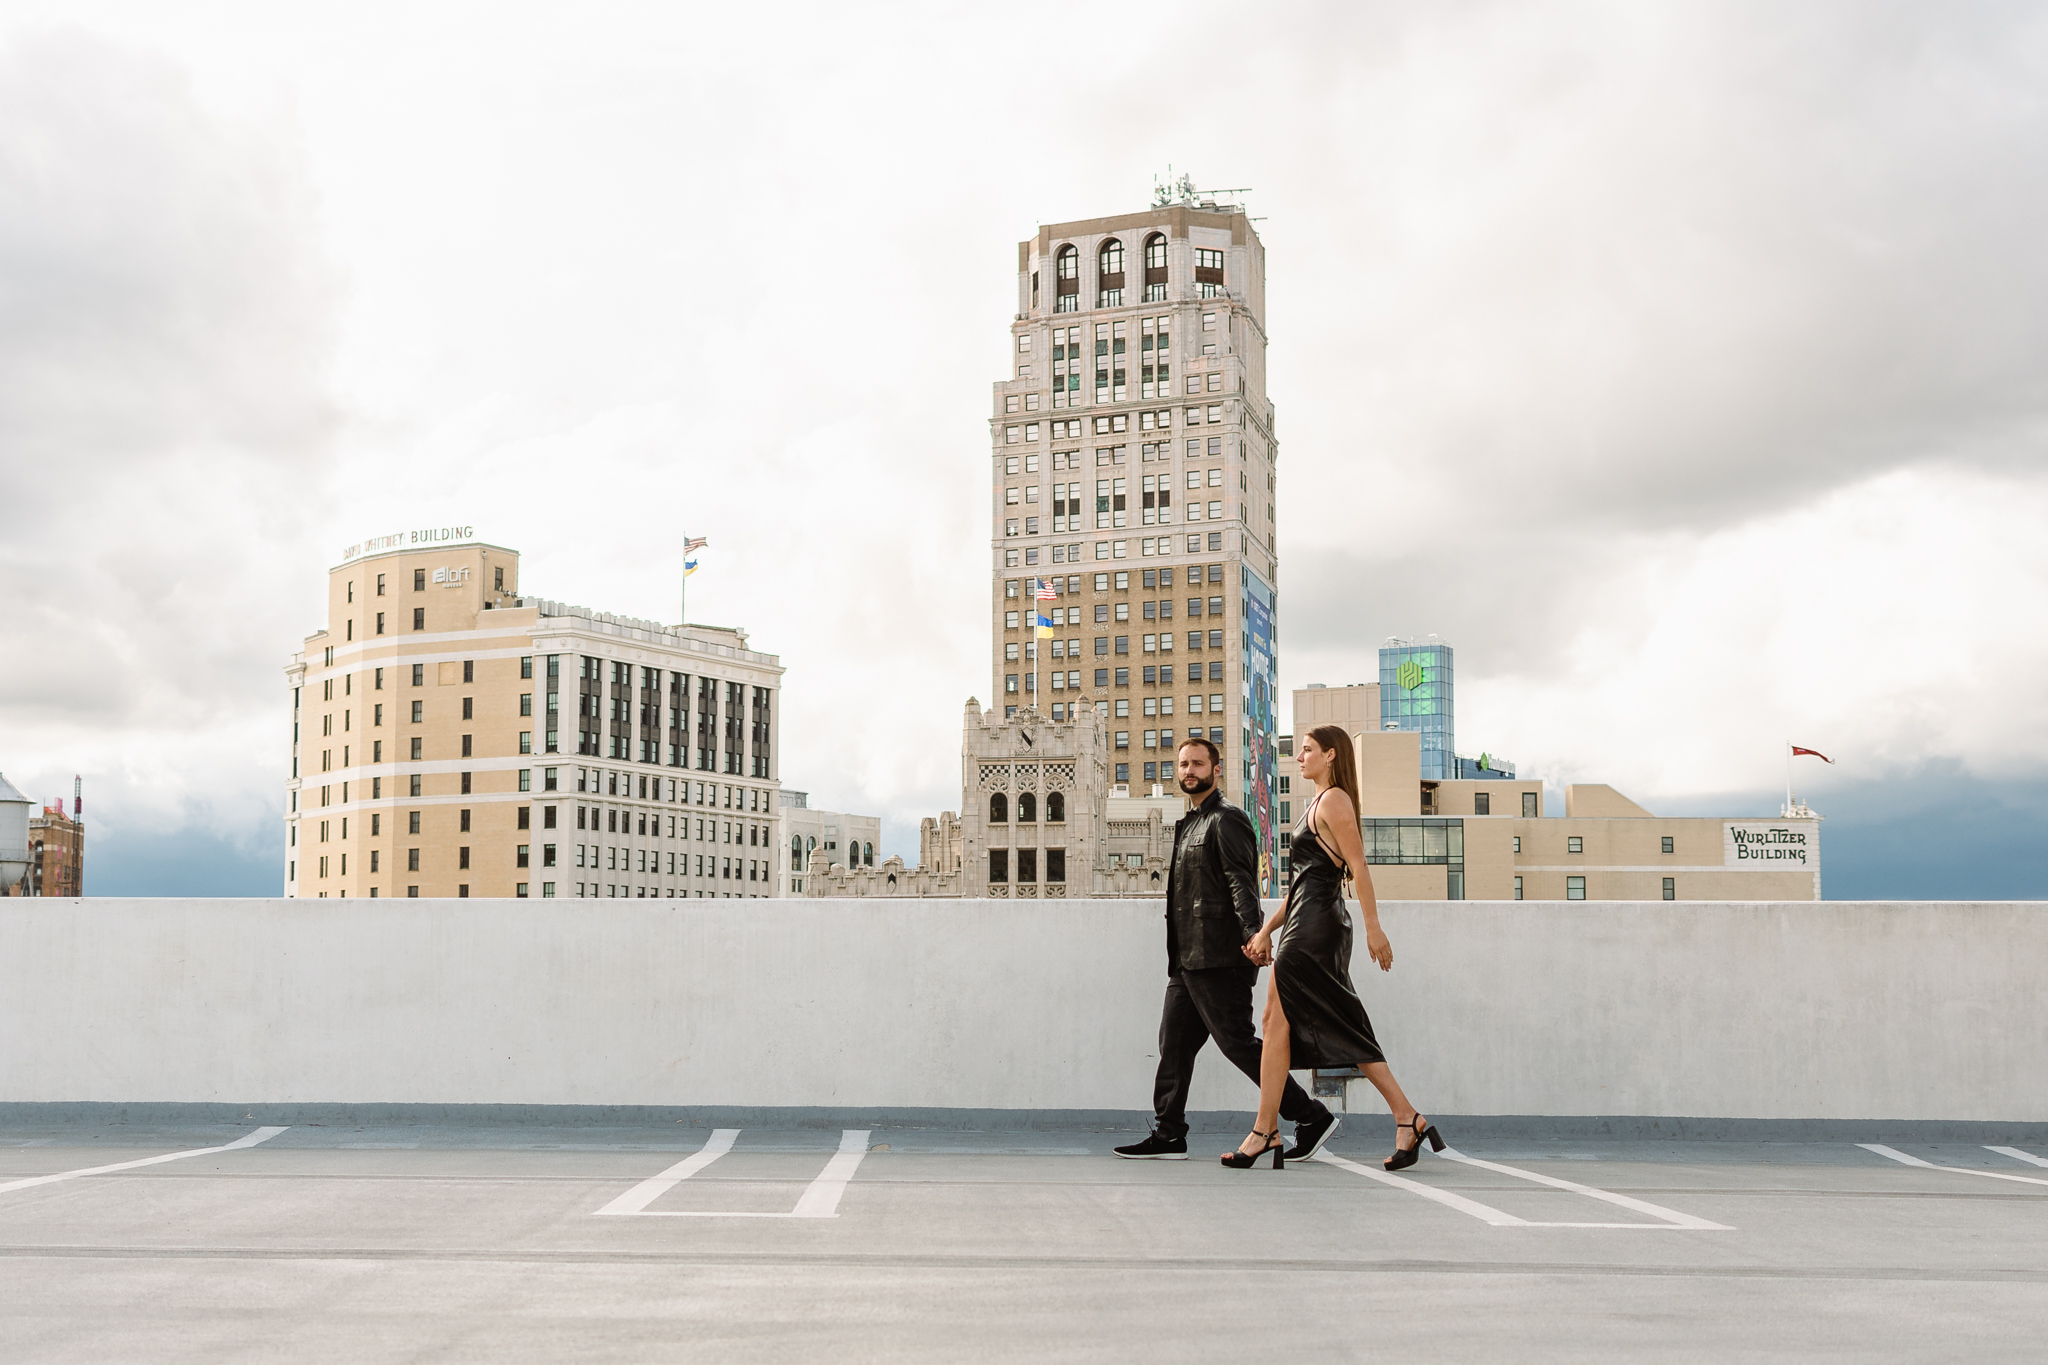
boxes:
[994,185,1284,892]
[1277,684,1820,901]
[285,531,783,901]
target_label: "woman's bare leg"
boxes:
[1237,978,1292,1156]
[1357,1061,1424,1149]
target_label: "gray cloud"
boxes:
[0,28,334,832]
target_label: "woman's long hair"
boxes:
[1306,724,1361,821]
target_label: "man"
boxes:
[1114,736,1339,1161]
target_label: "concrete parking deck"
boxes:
[5,1117,2047,1362]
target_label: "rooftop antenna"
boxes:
[1151,167,1253,214]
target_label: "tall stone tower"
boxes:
[990,184,1282,889]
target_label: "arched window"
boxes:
[1047,792,1065,823]
[791,835,803,861]
[990,792,1008,823]
[863,842,874,865]
[1018,792,1036,823]
[1143,233,1168,302]
[1098,239,1125,309]
[1055,245,1079,314]
[1057,245,1078,279]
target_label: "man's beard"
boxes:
[1179,773,1212,796]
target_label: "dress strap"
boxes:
[1304,787,1349,875]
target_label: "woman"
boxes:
[1222,724,1443,1171]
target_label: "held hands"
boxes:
[1243,929,1273,966]
[1365,922,1393,972]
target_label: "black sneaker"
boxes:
[1113,1133,1189,1160]
[1285,1111,1340,1162]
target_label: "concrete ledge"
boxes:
[5,898,2045,1123]
[5,1102,2048,1144]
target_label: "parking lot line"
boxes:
[1985,1146,2048,1169]
[1861,1143,2048,1187]
[592,1128,738,1216]
[1313,1151,1529,1226]
[1315,1147,1731,1229]
[1435,1146,1734,1230]
[0,1127,288,1196]
[595,1129,872,1220]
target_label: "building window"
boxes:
[412,607,425,630]
[990,792,1007,823]
[1047,792,1064,822]
[1017,848,1037,883]
[414,568,426,591]
[408,848,420,872]
[1512,836,1521,853]
[1046,848,1065,882]
[1662,836,1675,854]
[1662,877,1676,901]
[1567,836,1583,854]
[1514,876,1523,901]
[1522,792,1539,817]
[1566,876,1585,901]
[1474,792,1490,816]
[988,849,1008,883]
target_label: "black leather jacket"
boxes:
[1165,789,1263,971]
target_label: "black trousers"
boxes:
[1152,964,1329,1141]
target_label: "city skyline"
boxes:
[3,3,2047,898]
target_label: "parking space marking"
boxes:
[0,1127,288,1196]
[1986,1146,2048,1169]
[1316,1147,1732,1230]
[593,1128,739,1216]
[1861,1143,2048,1187]
[595,1129,871,1219]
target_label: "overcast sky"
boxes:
[2,1,2045,894]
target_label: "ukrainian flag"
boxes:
[1035,613,1054,639]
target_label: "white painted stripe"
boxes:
[596,1129,870,1219]
[1862,1143,2048,1187]
[0,1127,288,1195]
[788,1130,872,1219]
[1314,1151,1530,1226]
[593,1128,738,1215]
[1435,1146,1734,1230]
[1986,1145,2048,1169]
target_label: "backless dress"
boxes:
[1273,790,1385,1068]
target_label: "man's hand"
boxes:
[1243,929,1273,966]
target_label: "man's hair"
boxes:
[1176,734,1221,767]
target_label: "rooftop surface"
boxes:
[5,1117,2045,1362]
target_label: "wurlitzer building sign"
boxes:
[1723,821,1820,869]
[339,525,476,565]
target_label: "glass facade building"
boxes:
[1380,637,1455,780]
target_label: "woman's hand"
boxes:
[1365,922,1393,972]
[1244,929,1273,966]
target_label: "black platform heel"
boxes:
[1221,1128,1285,1170]
[1383,1115,1445,1171]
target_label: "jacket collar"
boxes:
[1177,787,1224,829]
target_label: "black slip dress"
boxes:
[1274,789,1385,1068]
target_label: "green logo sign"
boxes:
[1397,659,1425,691]
[1479,752,1490,771]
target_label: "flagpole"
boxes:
[1784,739,1792,817]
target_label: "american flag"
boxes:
[1035,579,1058,600]
[683,537,708,553]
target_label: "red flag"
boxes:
[1791,746,1833,763]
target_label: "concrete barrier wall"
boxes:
[2,898,2043,1121]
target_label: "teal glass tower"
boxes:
[1379,637,1455,780]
